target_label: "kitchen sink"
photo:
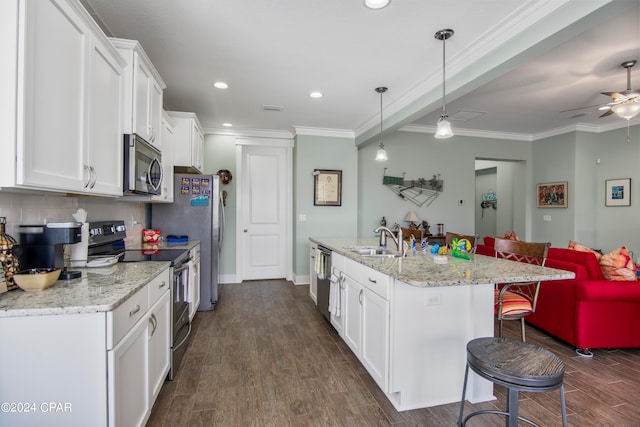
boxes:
[349,247,400,258]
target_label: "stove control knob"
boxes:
[115,225,127,232]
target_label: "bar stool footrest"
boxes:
[460,409,540,427]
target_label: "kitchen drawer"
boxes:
[343,257,362,282]
[361,265,390,300]
[106,284,149,350]
[148,268,170,306]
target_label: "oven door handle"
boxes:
[173,261,191,275]
[173,322,192,352]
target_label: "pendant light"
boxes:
[434,29,454,139]
[375,87,389,161]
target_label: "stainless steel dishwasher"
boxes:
[316,245,332,320]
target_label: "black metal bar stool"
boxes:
[457,337,567,427]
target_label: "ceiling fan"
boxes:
[597,59,640,119]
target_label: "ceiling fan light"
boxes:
[612,101,640,120]
[435,116,453,139]
[364,0,390,10]
[375,144,388,161]
[598,105,611,111]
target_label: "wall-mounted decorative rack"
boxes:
[383,168,443,207]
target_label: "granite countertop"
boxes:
[0,262,170,318]
[125,239,200,251]
[310,237,575,287]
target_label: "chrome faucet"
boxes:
[374,226,402,251]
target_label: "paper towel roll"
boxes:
[70,223,89,267]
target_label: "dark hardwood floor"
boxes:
[146,280,640,426]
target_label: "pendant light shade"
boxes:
[434,29,454,139]
[375,86,388,161]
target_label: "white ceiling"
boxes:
[82,0,640,142]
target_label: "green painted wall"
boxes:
[294,134,358,278]
[357,131,532,240]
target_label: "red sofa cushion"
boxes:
[547,247,605,280]
[576,280,640,302]
[544,258,590,281]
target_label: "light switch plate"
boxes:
[543,215,551,222]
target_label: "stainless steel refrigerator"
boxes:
[152,173,223,310]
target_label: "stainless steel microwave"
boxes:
[123,134,163,195]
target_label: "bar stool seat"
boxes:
[458,337,567,427]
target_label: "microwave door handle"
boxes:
[147,157,163,192]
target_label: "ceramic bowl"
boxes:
[13,268,61,291]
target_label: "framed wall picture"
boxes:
[605,178,631,207]
[314,169,342,206]
[536,181,568,208]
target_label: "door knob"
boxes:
[244,229,248,232]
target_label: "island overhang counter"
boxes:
[310,237,574,411]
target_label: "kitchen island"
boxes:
[310,237,574,411]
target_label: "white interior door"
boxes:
[239,143,288,280]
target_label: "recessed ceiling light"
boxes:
[309,91,323,98]
[213,81,228,89]
[222,123,232,127]
[364,0,390,10]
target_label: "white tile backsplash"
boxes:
[0,192,147,237]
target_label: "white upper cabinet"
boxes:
[167,111,205,173]
[1,0,125,195]
[111,38,166,148]
[150,111,175,203]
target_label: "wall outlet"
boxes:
[298,214,307,222]
[424,294,441,306]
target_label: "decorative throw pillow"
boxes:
[503,231,521,241]
[599,246,637,281]
[568,240,602,259]
[569,240,637,281]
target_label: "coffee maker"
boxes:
[19,222,82,279]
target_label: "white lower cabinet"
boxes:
[0,267,171,427]
[108,289,170,427]
[335,255,390,393]
[108,307,149,427]
[361,284,390,391]
[343,273,362,356]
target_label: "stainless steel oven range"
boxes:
[87,220,191,380]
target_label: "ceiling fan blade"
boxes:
[601,91,625,99]
[560,104,602,113]
[599,109,615,118]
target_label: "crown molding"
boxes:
[203,127,293,139]
[399,117,640,142]
[291,127,354,139]
[398,124,533,141]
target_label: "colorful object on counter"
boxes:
[421,239,428,253]
[451,238,472,260]
[142,229,161,243]
[166,235,189,244]
[438,246,448,255]
[430,244,439,254]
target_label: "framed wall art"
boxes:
[605,178,631,207]
[314,169,342,206]
[536,181,567,208]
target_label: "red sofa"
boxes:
[477,237,640,354]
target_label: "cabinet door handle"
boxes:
[83,165,91,188]
[129,304,141,317]
[159,281,166,289]
[88,166,97,189]
[149,313,157,336]
[368,278,377,284]
[359,289,363,305]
